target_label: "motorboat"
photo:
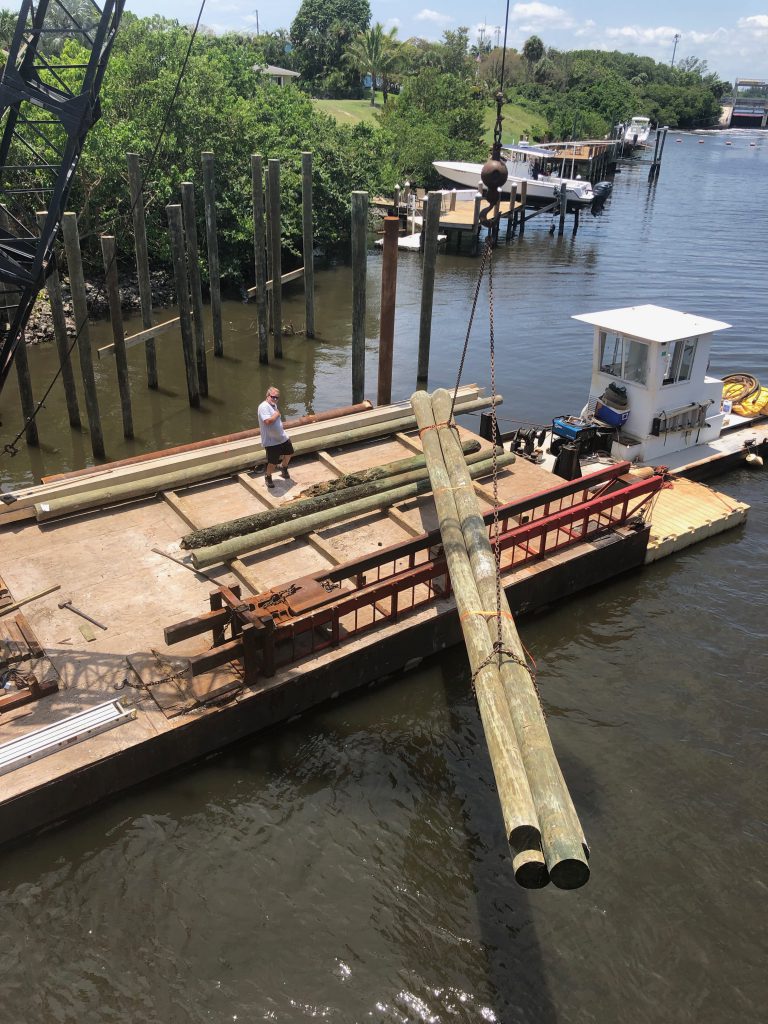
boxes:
[621,116,652,149]
[433,144,597,211]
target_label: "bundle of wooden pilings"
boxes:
[411,388,589,890]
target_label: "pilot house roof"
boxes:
[572,304,731,344]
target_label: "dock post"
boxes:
[166,203,199,407]
[0,207,37,447]
[417,192,442,387]
[377,216,399,406]
[351,191,368,404]
[251,154,269,364]
[201,153,223,357]
[36,210,80,428]
[301,151,315,338]
[61,212,105,458]
[648,131,661,182]
[126,152,157,388]
[100,234,133,438]
[181,182,208,396]
[558,181,567,236]
[573,207,580,235]
[268,158,282,358]
[654,126,669,181]
[519,180,527,235]
[471,194,481,255]
[506,183,517,241]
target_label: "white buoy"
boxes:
[745,452,764,467]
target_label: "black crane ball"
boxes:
[481,158,508,191]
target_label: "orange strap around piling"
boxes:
[460,609,514,622]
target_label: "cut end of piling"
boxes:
[548,857,590,890]
[512,848,549,889]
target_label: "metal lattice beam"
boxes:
[0,0,124,392]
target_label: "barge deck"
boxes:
[0,403,749,847]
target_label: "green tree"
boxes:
[344,22,399,105]
[378,68,485,185]
[522,35,544,75]
[290,0,370,87]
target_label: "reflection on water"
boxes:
[0,134,767,1023]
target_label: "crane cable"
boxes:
[2,0,208,459]
[449,2,535,680]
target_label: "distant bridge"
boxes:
[720,78,768,128]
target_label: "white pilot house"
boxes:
[571,304,731,463]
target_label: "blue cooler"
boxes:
[594,399,630,428]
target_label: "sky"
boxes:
[124,1,768,85]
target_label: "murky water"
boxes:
[1,131,767,1023]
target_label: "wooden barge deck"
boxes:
[0,398,749,847]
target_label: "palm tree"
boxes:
[344,23,400,106]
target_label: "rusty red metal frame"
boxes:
[164,462,663,687]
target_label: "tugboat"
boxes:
[538,305,768,478]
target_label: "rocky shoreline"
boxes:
[24,270,176,346]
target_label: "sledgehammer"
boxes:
[58,598,107,630]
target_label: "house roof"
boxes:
[572,304,731,343]
[255,64,300,78]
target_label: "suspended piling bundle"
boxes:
[411,388,590,890]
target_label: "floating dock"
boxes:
[0,395,750,847]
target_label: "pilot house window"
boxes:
[663,337,697,385]
[599,332,648,385]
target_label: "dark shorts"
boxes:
[265,439,294,464]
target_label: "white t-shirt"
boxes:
[258,400,288,446]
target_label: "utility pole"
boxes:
[254,8,259,35]
[670,33,680,68]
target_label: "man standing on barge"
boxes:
[258,385,293,488]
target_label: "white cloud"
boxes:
[737,14,768,32]
[603,25,680,45]
[511,3,574,29]
[415,9,454,26]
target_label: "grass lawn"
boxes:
[312,98,383,126]
[483,101,548,146]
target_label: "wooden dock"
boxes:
[0,396,751,846]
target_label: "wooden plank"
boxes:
[97,316,181,359]
[246,267,304,299]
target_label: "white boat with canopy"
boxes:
[433,143,596,210]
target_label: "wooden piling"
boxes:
[126,152,157,388]
[301,151,315,338]
[181,182,208,396]
[377,216,399,406]
[519,180,527,235]
[410,390,546,887]
[251,154,269,364]
[61,212,105,459]
[268,158,282,358]
[36,211,80,429]
[0,208,37,446]
[430,388,589,889]
[351,190,368,404]
[417,192,442,387]
[12,327,38,447]
[166,203,199,407]
[558,181,567,236]
[506,183,517,241]
[201,153,223,357]
[100,234,133,439]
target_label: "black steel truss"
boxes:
[0,0,124,393]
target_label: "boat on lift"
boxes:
[621,116,652,150]
[433,144,597,211]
